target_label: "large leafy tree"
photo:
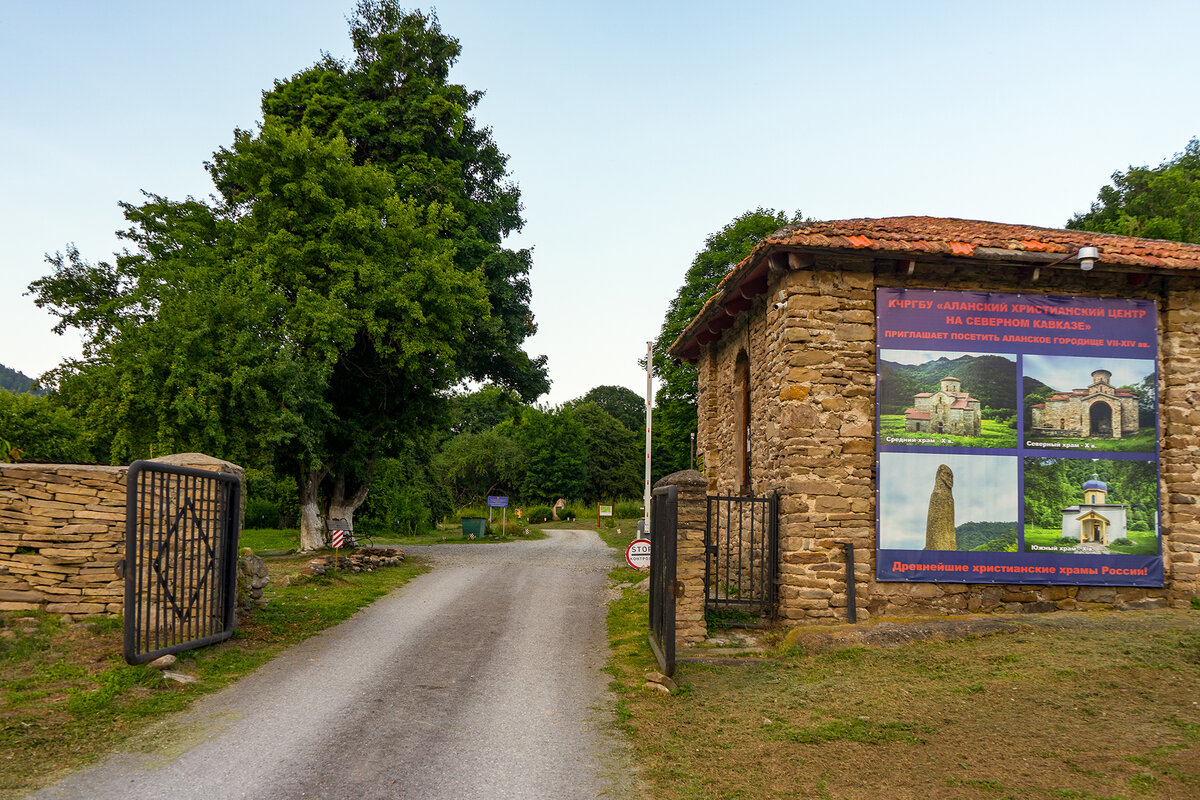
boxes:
[509,406,588,503]
[649,209,804,480]
[1068,137,1200,242]
[572,401,641,501]
[29,4,546,550]
[260,2,546,399]
[578,385,644,434]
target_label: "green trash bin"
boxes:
[461,517,487,537]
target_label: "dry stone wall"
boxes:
[0,464,126,615]
[695,256,1199,622]
[0,453,243,617]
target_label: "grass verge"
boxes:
[242,526,545,552]
[0,553,425,798]
[601,535,1200,799]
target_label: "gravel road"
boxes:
[29,529,633,800]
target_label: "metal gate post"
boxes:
[648,484,678,677]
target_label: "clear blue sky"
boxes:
[3,1,1198,405]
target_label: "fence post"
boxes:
[654,469,707,646]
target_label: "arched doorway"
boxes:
[1089,402,1113,437]
[734,351,751,495]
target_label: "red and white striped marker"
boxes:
[332,530,344,549]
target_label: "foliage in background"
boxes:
[510,405,588,502]
[649,209,805,481]
[572,402,641,501]
[434,428,524,505]
[448,384,525,435]
[1024,457,1158,531]
[578,385,645,433]
[1068,137,1200,243]
[0,390,92,464]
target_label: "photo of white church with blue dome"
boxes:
[1059,473,1128,547]
[1022,457,1159,556]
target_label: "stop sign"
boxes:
[625,539,651,570]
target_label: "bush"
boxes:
[559,505,578,521]
[243,497,280,529]
[497,520,523,537]
[1111,537,1135,547]
[1055,536,1080,547]
[614,500,643,519]
[526,505,553,524]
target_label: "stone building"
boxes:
[1030,369,1139,438]
[904,376,981,435]
[1060,474,1128,546]
[667,216,1200,621]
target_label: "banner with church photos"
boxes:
[875,288,1162,587]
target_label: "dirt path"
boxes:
[28,530,632,800]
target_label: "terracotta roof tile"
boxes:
[670,215,1200,360]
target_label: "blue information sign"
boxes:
[487,496,509,508]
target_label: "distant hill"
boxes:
[956,521,1018,551]
[0,364,38,395]
[880,353,1028,415]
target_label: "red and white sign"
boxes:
[625,539,651,570]
[332,530,344,549]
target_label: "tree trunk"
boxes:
[298,468,327,551]
[326,471,372,542]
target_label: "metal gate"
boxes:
[705,492,778,619]
[123,460,242,665]
[648,484,678,677]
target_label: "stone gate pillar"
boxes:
[654,469,707,646]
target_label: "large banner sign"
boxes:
[875,288,1161,587]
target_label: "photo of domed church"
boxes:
[1030,368,1138,439]
[904,376,981,436]
[1023,356,1155,452]
[1059,473,1128,546]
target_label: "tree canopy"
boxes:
[1067,137,1200,243]
[28,2,547,549]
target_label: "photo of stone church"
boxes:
[904,375,982,436]
[1024,356,1155,451]
[1031,368,1138,438]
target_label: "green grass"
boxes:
[1024,427,1158,453]
[240,525,545,552]
[1023,526,1159,555]
[879,414,1017,448]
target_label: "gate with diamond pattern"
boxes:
[123,460,242,665]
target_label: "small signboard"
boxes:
[598,504,614,517]
[625,539,651,570]
[487,496,508,508]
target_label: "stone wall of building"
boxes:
[694,256,1199,622]
[0,454,244,617]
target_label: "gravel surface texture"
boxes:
[29,529,633,800]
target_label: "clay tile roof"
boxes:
[669,215,1200,360]
[950,399,969,409]
[905,409,931,420]
[941,376,959,381]
[760,216,1200,268]
[914,392,933,398]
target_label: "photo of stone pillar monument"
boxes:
[925,464,956,550]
